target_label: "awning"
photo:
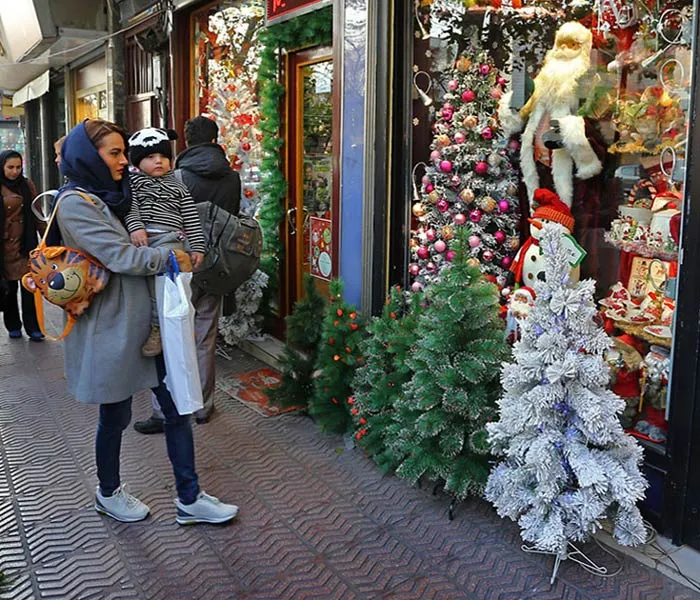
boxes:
[12,70,49,107]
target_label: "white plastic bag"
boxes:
[155,269,204,415]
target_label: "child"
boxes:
[125,127,205,357]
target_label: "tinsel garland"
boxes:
[256,6,333,301]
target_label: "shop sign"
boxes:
[266,0,331,26]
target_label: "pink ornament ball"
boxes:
[411,282,423,293]
[474,161,488,175]
[425,183,434,193]
[448,79,459,91]
[468,235,481,248]
[494,230,506,244]
[409,263,420,276]
[454,131,466,144]
[481,127,493,140]
[426,228,436,241]
[469,209,482,223]
[443,102,454,112]
[461,90,476,103]
[422,175,431,186]
[442,109,453,120]
[482,249,495,262]
[426,261,437,273]
[417,246,430,260]
[498,199,510,213]
[437,199,450,213]
[446,250,457,262]
[501,256,512,268]
[450,174,461,187]
[479,64,491,75]
[439,160,453,173]
[454,213,467,225]
[508,139,521,151]
[489,87,502,100]
[434,240,447,253]
[497,76,507,86]
[430,150,442,162]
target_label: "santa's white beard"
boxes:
[533,51,590,109]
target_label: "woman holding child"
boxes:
[56,119,237,524]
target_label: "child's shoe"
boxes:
[142,325,162,357]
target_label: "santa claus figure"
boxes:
[500,21,613,282]
[510,188,579,287]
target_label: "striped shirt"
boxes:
[125,170,206,253]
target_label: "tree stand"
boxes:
[521,541,609,584]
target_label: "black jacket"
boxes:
[174,143,241,215]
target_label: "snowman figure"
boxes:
[510,188,580,287]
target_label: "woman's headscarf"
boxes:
[59,121,132,218]
[0,150,38,258]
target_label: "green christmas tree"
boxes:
[309,279,364,433]
[351,286,424,472]
[267,274,326,411]
[391,231,510,499]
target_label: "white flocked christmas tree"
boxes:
[485,223,648,557]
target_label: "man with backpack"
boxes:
[134,116,242,433]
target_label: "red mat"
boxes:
[217,368,300,417]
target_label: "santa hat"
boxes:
[128,127,178,169]
[530,188,575,232]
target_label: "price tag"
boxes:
[562,234,586,267]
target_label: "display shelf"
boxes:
[604,233,679,262]
[613,321,673,349]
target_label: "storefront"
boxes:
[398,0,699,548]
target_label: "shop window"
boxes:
[191,0,264,216]
[409,0,694,453]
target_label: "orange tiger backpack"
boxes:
[21,191,110,341]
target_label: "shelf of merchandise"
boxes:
[604,234,679,263]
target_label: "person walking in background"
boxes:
[55,119,238,525]
[54,136,66,168]
[0,150,44,341]
[134,115,241,434]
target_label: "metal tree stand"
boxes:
[521,541,610,584]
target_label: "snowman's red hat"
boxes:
[530,189,575,232]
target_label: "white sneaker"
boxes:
[175,491,239,525]
[95,485,150,522]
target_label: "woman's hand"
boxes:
[130,229,149,247]
[171,249,192,272]
[191,252,204,271]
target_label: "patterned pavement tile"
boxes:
[0,316,697,600]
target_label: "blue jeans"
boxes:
[95,356,200,504]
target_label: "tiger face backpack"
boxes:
[21,191,110,341]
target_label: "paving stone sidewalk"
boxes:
[0,319,698,599]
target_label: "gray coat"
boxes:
[56,191,171,404]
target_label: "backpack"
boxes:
[192,201,262,295]
[21,190,110,341]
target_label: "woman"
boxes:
[0,150,44,341]
[56,119,238,525]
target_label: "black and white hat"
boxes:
[128,127,178,168]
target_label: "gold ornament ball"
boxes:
[480,196,497,213]
[442,225,455,240]
[487,153,501,167]
[467,258,480,268]
[508,236,520,251]
[412,202,426,217]
[507,183,518,196]
[463,115,478,129]
[456,57,472,72]
[427,190,440,204]
[460,188,475,203]
[436,134,451,148]
[487,117,499,129]
[409,238,419,249]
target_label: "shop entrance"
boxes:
[283,46,339,317]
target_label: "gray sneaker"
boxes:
[175,491,239,525]
[95,485,150,522]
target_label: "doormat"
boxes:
[217,368,301,417]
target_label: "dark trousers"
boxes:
[95,355,200,504]
[2,280,39,334]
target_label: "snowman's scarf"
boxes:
[510,236,539,286]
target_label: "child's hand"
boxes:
[172,250,192,272]
[191,252,204,271]
[130,229,148,247]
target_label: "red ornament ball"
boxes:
[481,127,494,140]
[439,160,453,173]
[494,230,506,244]
[502,256,512,268]
[461,90,476,102]
[409,263,420,276]
[446,250,456,262]
[474,161,488,175]
[498,199,510,213]
[469,209,482,223]
[417,246,430,259]
[479,64,491,75]
[437,199,450,213]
